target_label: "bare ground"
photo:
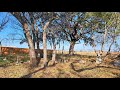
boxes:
[0,55,120,78]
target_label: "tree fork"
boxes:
[69,41,75,55]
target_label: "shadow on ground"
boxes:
[20,63,56,78]
[70,62,120,72]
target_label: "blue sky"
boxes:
[0,12,119,52]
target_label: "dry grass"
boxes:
[0,53,120,78]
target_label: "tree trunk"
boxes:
[23,23,37,67]
[62,46,64,55]
[103,36,115,60]
[62,40,64,55]
[52,43,56,63]
[36,25,40,50]
[31,23,36,48]
[42,21,50,67]
[69,41,75,55]
[36,25,41,65]
[29,12,36,49]
[101,22,107,52]
[42,30,48,67]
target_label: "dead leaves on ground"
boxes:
[0,57,120,78]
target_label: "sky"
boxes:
[0,12,119,52]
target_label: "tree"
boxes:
[9,12,120,67]
[11,12,38,67]
[11,12,58,67]
[47,23,65,64]
[34,12,58,67]
[89,12,120,63]
[54,12,94,55]
[104,12,120,58]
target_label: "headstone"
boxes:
[3,57,7,61]
[37,53,40,57]
[96,53,102,64]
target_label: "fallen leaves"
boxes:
[0,56,120,78]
